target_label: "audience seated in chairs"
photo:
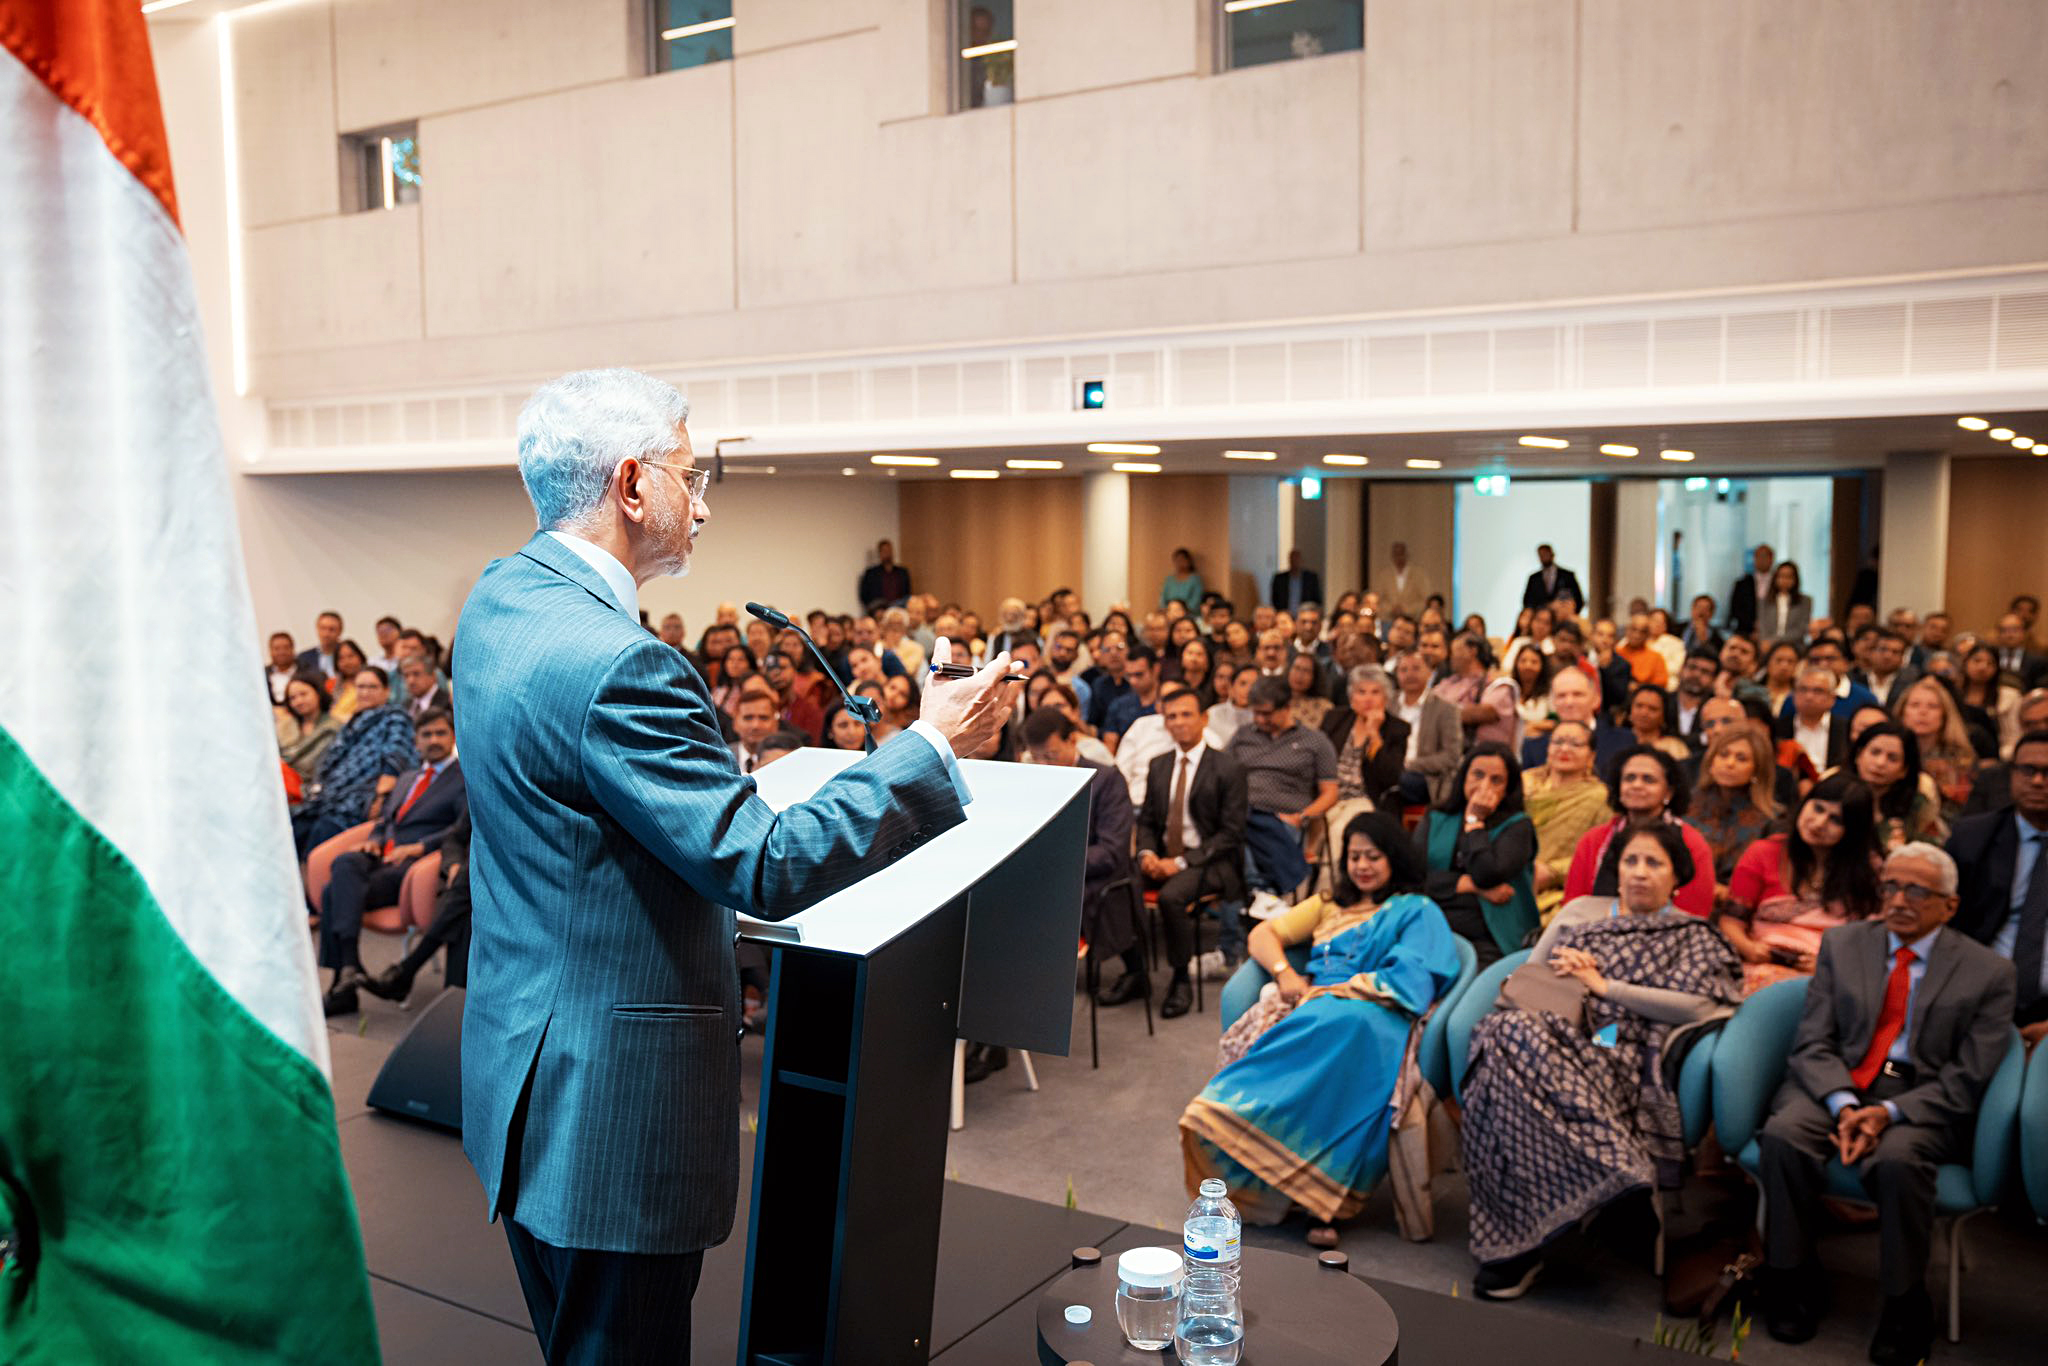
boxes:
[1563,745,1717,918]
[1946,729,2048,1048]
[1756,843,2016,1366]
[1227,676,1338,905]
[1137,686,1249,1020]
[1521,720,1613,922]
[291,666,418,858]
[1390,650,1464,809]
[1416,742,1539,968]
[1180,811,1462,1247]
[397,653,450,721]
[1022,706,1147,1020]
[318,707,467,1016]
[1461,822,1742,1300]
[1895,675,1989,822]
[1718,773,1882,995]
[1626,682,1692,762]
[1321,664,1407,811]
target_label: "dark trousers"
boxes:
[503,1219,704,1365]
[391,869,470,987]
[1757,1082,1952,1297]
[1152,859,1247,972]
[293,805,361,864]
[1243,809,1309,894]
[318,850,411,970]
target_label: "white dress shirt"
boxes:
[1793,716,1831,773]
[1162,739,1210,868]
[1398,694,1426,762]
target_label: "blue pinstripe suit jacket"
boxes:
[454,533,966,1253]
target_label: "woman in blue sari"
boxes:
[1180,811,1463,1243]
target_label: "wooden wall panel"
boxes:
[1365,481,1456,615]
[896,477,1085,619]
[1945,458,2048,635]
[1126,476,1232,616]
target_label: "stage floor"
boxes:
[331,956,2048,1364]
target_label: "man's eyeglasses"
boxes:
[637,459,712,502]
[2012,763,2048,783]
[1878,880,1947,907]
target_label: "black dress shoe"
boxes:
[322,982,360,1018]
[1869,1286,1933,1366]
[358,964,416,1004]
[1160,979,1194,1019]
[1095,971,1148,1007]
[1761,1266,1821,1345]
[962,1045,1008,1084]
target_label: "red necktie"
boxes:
[384,767,434,857]
[1850,946,1916,1091]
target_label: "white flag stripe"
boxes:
[0,47,327,1071]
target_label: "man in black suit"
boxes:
[1521,543,1584,614]
[1847,628,1920,711]
[1947,731,2048,1048]
[856,538,912,610]
[320,708,467,1015]
[296,610,344,680]
[1727,543,1775,637]
[1269,548,1322,613]
[362,808,472,1005]
[1757,843,2016,1365]
[1137,686,1249,1019]
[1991,612,2048,690]
[1023,707,1147,1013]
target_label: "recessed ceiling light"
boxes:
[1660,449,1696,462]
[1405,458,1442,470]
[1005,458,1063,470]
[841,467,855,476]
[1599,443,1639,457]
[1087,442,1161,456]
[949,469,999,480]
[1222,450,1278,461]
[1112,462,1162,474]
[2018,439,2040,453]
[661,15,736,40]
[1323,454,1368,466]
[1990,427,2016,441]
[871,454,939,467]
[1518,435,1569,450]
[2010,434,2034,446]
[1957,416,1991,431]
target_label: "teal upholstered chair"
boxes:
[1713,977,2025,1343]
[1217,937,1478,1098]
[2019,1040,2048,1222]
[1444,949,1529,1103]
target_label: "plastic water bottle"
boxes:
[1182,1178,1242,1288]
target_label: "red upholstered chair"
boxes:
[304,822,437,938]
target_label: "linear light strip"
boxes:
[1006,459,1063,470]
[1223,0,1297,12]
[1112,462,1161,474]
[958,38,1017,59]
[662,16,736,41]
[1323,454,1368,466]
[949,469,999,479]
[1087,442,1160,456]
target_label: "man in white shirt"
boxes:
[371,615,404,674]
[265,631,300,704]
[1786,666,1843,773]
[729,686,780,774]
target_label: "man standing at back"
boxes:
[453,370,1017,1363]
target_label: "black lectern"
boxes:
[734,751,1091,1365]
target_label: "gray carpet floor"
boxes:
[334,935,2047,1363]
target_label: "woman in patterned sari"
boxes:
[1461,823,1742,1300]
[1180,811,1463,1245]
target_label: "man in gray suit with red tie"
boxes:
[453,369,1018,1363]
[1756,843,2015,1366]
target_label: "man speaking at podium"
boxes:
[452,369,1019,1363]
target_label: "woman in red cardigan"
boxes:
[1561,744,1718,917]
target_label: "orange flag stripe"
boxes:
[0,0,179,227]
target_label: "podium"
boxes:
[734,749,1092,1365]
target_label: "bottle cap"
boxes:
[1064,1304,1092,1325]
[1117,1246,1184,1289]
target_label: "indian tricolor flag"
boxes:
[0,2,379,1360]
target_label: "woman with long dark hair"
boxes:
[1846,719,1944,848]
[1181,811,1463,1244]
[1717,773,1880,994]
[1414,742,1539,964]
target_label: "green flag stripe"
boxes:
[0,726,380,1364]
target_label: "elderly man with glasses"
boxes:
[1755,842,2015,1365]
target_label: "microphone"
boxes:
[746,601,881,750]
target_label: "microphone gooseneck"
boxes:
[745,600,880,752]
